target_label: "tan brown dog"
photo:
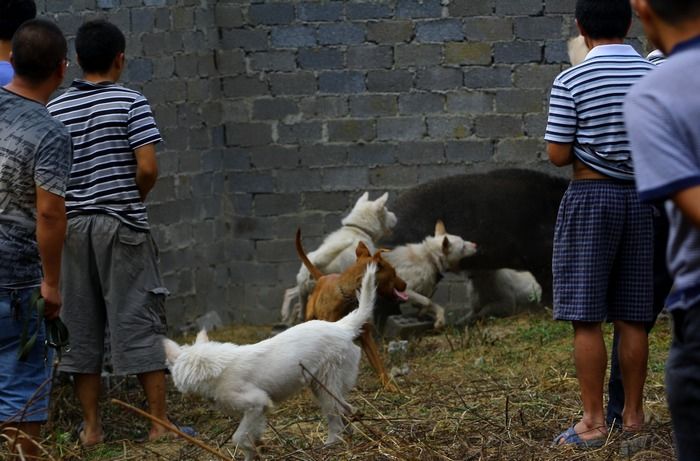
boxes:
[296,229,407,390]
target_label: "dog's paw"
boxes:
[324,434,347,446]
[433,317,446,330]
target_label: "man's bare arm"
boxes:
[134,143,158,201]
[673,185,700,229]
[547,142,574,166]
[35,186,66,319]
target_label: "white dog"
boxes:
[279,192,397,326]
[164,265,378,461]
[383,220,477,328]
[568,35,588,66]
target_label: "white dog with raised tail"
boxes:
[163,264,378,461]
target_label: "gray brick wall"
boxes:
[36,0,649,327]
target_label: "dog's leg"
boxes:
[359,324,398,392]
[280,286,299,325]
[407,289,446,329]
[311,365,356,445]
[232,406,266,461]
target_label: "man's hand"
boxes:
[40,280,61,320]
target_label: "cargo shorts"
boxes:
[58,214,169,375]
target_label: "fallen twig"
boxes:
[110,398,231,461]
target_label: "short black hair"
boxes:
[75,19,125,74]
[0,0,36,41]
[11,19,66,83]
[648,0,700,24]
[575,0,632,40]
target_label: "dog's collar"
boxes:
[427,251,447,276]
[344,223,374,238]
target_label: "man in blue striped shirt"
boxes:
[546,0,655,448]
[48,20,192,445]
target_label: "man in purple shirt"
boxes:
[626,1,700,459]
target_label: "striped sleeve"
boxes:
[127,94,162,150]
[545,77,577,144]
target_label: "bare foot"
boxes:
[556,420,607,445]
[78,423,104,447]
[147,420,196,441]
[147,422,173,441]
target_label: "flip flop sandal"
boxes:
[553,426,605,449]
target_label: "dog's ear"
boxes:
[356,241,371,257]
[567,35,588,66]
[163,338,182,364]
[435,220,446,236]
[374,192,389,208]
[442,236,451,254]
[196,329,209,344]
[354,192,369,206]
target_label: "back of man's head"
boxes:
[0,0,36,41]
[648,0,700,24]
[11,19,66,84]
[75,20,125,74]
[576,0,632,39]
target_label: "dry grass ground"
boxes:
[4,312,675,460]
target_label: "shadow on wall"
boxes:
[384,168,568,321]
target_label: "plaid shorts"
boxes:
[552,180,653,323]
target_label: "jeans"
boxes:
[666,307,700,461]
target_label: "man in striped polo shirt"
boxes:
[545,0,656,448]
[47,20,193,445]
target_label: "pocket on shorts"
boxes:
[117,225,149,273]
[146,287,169,334]
[118,225,148,246]
[0,294,17,343]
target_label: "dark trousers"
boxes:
[607,208,672,426]
[666,307,700,461]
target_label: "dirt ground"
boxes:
[6,312,675,460]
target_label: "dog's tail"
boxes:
[296,228,324,280]
[336,263,377,336]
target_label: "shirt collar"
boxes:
[70,79,117,90]
[670,35,700,55]
[584,44,640,60]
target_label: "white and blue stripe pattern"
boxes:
[646,49,666,65]
[48,80,161,231]
[545,45,655,181]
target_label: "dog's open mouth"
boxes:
[394,288,409,302]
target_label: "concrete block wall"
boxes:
[37,0,648,327]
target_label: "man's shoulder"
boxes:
[554,60,606,86]
[1,91,65,135]
[627,58,681,101]
[34,108,71,143]
[49,82,147,109]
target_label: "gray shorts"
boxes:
[58,214,169,375]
